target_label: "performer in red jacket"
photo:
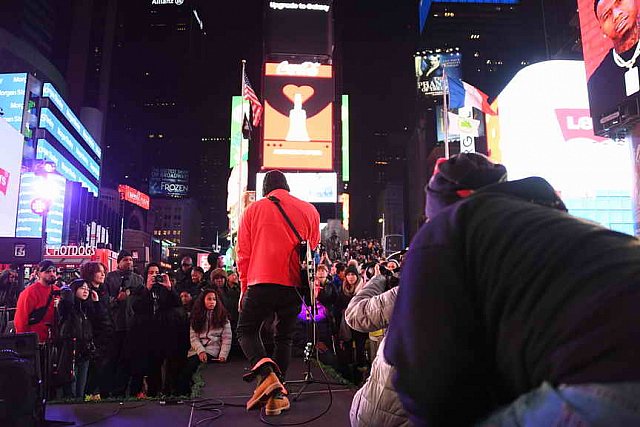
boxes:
[237,170,320,416]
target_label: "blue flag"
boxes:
[447,76,465,109]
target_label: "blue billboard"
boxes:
[39,108,100,180]
[0,73,27,132]
[15,172,66,247]
[150,168,189,198]
[42,83,101,159]
[36,139,98,196]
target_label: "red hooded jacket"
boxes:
[237,189,320,294]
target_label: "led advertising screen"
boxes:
[0,118,24,237]
[0,73,27,132]
[415,51,462,98]
[487,60,635,235]
[256,172,337,203]
[42,83,101,159]
[15,172,66,246]
[265,0,333,56]
[578,0,640,134]
[36,139,99,196]
[150,168,189,198]
[263,61,334,171]
[39,108,101,180]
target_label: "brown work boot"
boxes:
[246,372,284,410]
[265,392,290,416]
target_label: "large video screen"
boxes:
[0,118,24,237]
[265,0,333,56]
[487,60,634,235]
[15,172,66,247]
[415,51,462,98]
[0,73,27,132]
[263,61,334,171]
[578,0,640,134]
[256,172,337,203]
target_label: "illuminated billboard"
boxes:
[0,73,27,132]
[256,172,337,203]
[415,51,462,98]
[578,0,640,134]
[265,0,333,56]
[150,168,189,198]
[42,83,101,158]
[263,61,334,170]
[39,108,100,180]
[341,95,350,182]
[487,60,634,235]
[15,172,66,246]
[36,139,99,196]
[118,185,150,210]
[0,118,24,237]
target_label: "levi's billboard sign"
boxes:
[263,62,334,171]
[555,109,607,142]
[118,184,150,210]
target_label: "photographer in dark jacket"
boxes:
[103,250,143,397]
[385,153,640,426]
[128,263,182,398]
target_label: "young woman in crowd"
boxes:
[81,262,113,401]
[57,266,109,399]
[186,288,232,386]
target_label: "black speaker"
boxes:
[0,333,42,427]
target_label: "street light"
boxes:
[31,161,59,249]
[378,213,386,253]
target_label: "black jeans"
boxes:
[237,284,301,377]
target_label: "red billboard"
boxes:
[118,184,150,210]
[579,0,640,133]
[262,61,334,171]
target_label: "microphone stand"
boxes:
[286,244,343,401]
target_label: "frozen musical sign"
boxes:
[263,61,334,170]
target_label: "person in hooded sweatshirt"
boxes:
[384,153,640,426]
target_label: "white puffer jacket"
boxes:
[345,275,411,427]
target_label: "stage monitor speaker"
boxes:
[0,333,42,427]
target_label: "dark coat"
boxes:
[385,177,640,426]
[104,270,144,331]
[127,285,183,373]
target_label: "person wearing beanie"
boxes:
[237,169,320,415]
[14,260,61,342]
[384,153,640,426]
[103,249,144,397]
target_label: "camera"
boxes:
[154,274,164,284]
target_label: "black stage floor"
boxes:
[46,356,356,426]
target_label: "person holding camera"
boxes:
[345,263,408,427]
[14,260,61,343]
[186,288,231,386]
[103,250,143,397]
[128,262,181,398]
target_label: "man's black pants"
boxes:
[237,284,301,377]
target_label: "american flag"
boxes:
[243,70,263,127]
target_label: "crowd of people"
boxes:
[8,250,240,401]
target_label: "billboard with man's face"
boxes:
[262,61,334,171]
[578,0,640,134]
